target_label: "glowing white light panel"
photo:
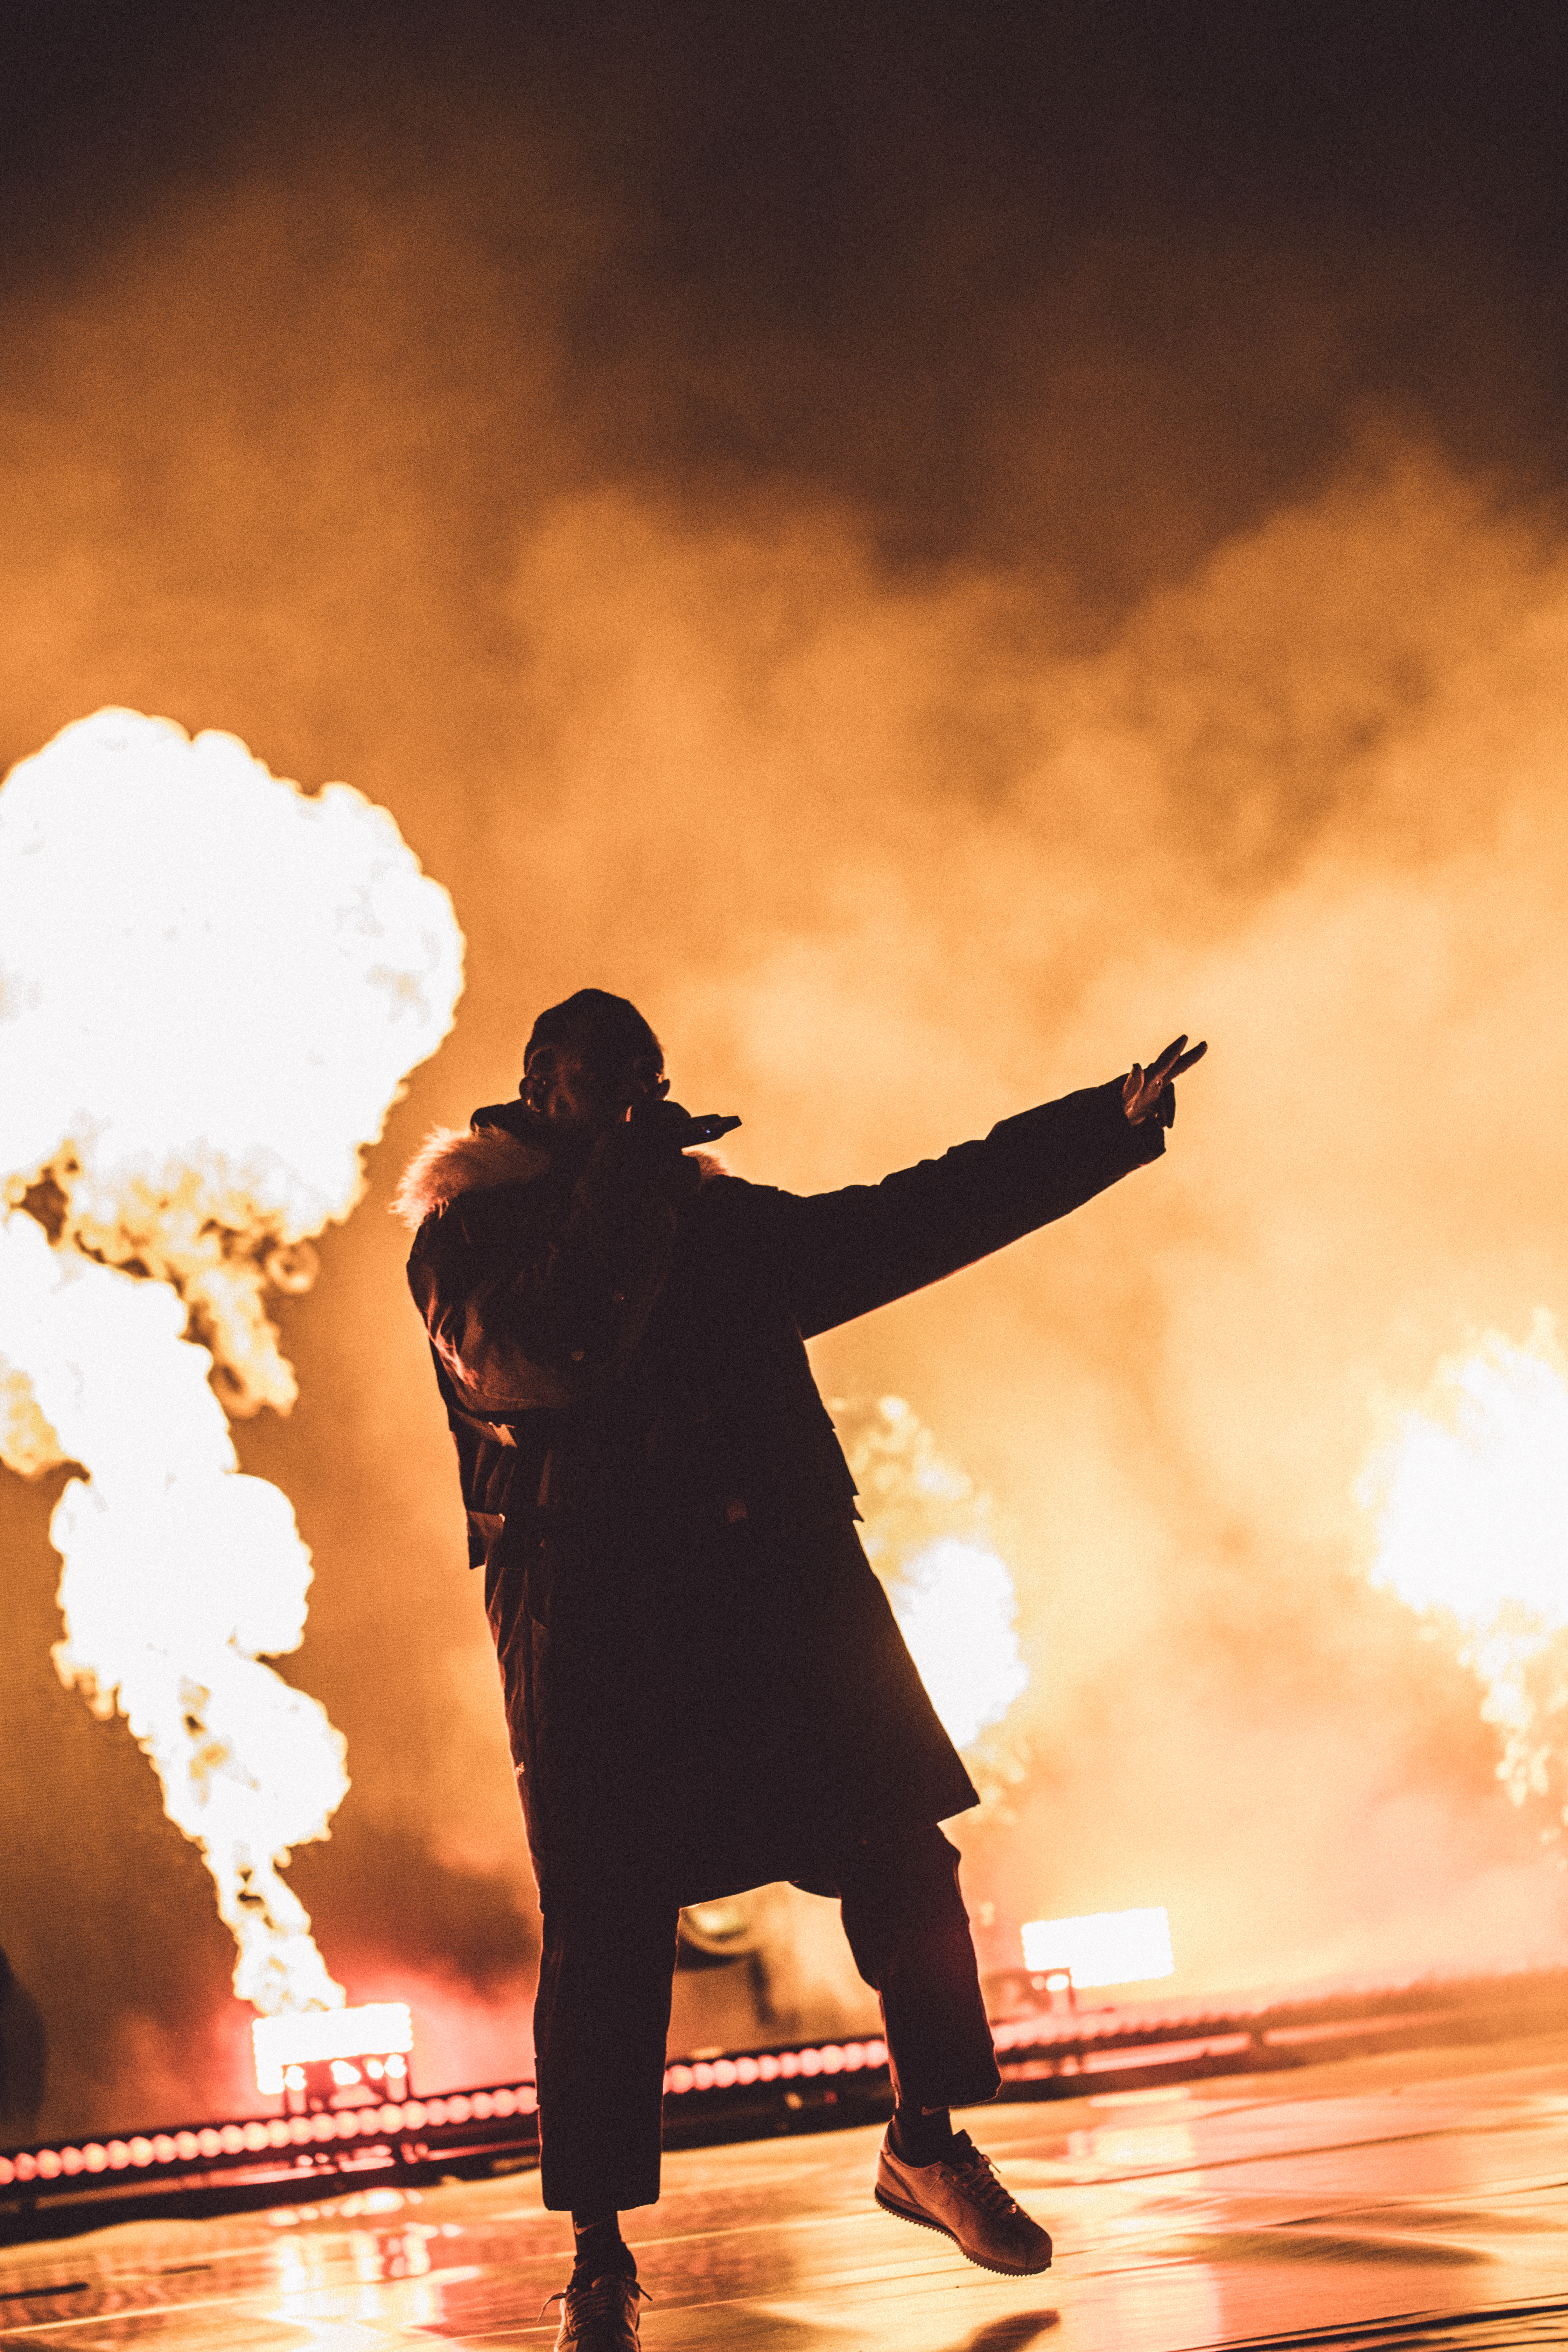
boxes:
[1021,1906,1175,1986]
[253,2002,414,2093]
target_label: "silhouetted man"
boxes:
[397,989,1204,2352]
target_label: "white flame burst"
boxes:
[1360,1314,1568,1811]
[839,1395,1029,1754]
[0,709,463,2016]
[890,1538,1030,1752]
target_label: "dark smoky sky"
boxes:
[4,0,1565,595]
[5,0,1568,2139]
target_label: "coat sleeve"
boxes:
[776,1078,1166,1341]
[407,1133,690,1413]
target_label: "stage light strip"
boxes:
[0,2044,895,2189]
[0,2084,539,2188]
[662,2038,888,2095]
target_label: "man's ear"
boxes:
[624,1056,669,1106]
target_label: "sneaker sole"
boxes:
[874,2184,1053,2276]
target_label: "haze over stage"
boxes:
[8,0,1568,2182]
[4,2028,1567,2350]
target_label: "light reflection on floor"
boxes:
[5,2029,1568,2348]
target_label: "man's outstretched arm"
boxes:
[776,1037,1206,1342]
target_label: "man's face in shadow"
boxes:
[520,1034,623,1139]
[520,1028,666,1142]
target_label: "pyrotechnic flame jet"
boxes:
[1362,1314,1568,1814]
[839,1394,1029,1756]
[0,710,463,2017]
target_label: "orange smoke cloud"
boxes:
[488,447,1568,1988]
[3,138,1568,2137]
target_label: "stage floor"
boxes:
[5,2028,1568,2350]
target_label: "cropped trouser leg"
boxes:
[532,1822,997,2212]
[533,1892,680,2213]
[838,1822,1001,2114]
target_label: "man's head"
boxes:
[519,989,665,1139]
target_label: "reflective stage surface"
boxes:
[5,2029,1568,2350]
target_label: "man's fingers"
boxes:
[1126,1037,1206,1124]
[1146,1034,1188,1080]
[1146,1035,1208,1082]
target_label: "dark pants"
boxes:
[533,1822,1001,2211]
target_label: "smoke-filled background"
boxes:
[5,0,1568,2141]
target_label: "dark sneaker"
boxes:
[546,2271,647,2351]
[875,2127,1053,2275]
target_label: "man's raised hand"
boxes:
[1122,1034,1208,1126]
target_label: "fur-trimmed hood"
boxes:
[392,1122,726,1230]
[391,1125,548,1230]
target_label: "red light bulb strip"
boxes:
[663,2039,889,2095]
[0,2084,542,2188]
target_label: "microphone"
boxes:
[470,1098,741,1146]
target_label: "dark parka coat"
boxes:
[399,1079,1166,1913]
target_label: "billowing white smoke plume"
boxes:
[0,710,463,2015]
[838,1394,1029,1756]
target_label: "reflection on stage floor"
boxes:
[5,2029,1568,2350]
